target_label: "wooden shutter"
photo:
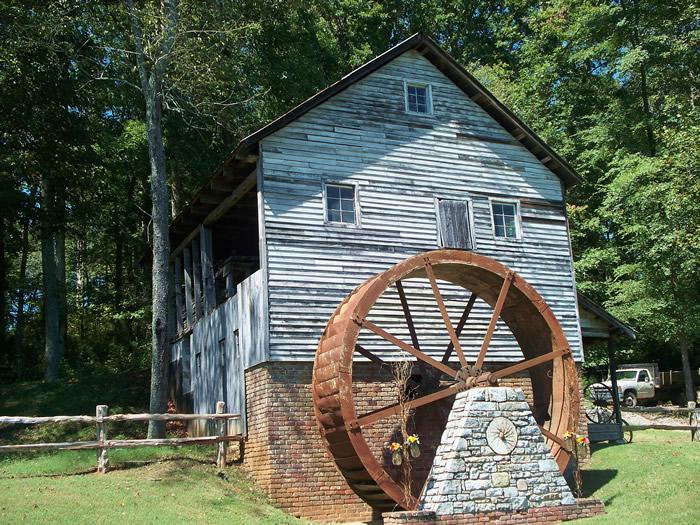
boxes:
[438,199,472,250]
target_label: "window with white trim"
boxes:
[405,82,432,114]
[325,183,357,224]
[491,201,519,239]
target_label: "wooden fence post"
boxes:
[216,401,226,469]
[689,402,699,442]
[96,405,109,473]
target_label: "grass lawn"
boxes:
[0,447,303,524]
[1,376,698,524]
[572,430,700,524]
[0,374,304,524]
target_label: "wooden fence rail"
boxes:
[620,406,695,415]
[621,401,700,442]
[0,402,239,472]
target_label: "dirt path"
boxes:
[620,409,691,427]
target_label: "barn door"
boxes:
[437,199,473,250]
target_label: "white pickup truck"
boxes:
[603,363,692,407]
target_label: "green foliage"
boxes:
[0,0,697,381]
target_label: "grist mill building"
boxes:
[166,34,631,521]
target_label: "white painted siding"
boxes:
[260,50,583,363]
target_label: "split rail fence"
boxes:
[621,402,700,442]
[0,401,240,472]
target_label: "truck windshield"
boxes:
[616,370,638,380]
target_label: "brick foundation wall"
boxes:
[383,498,605,524]
[242,361,590,522]
[243,362,377,522]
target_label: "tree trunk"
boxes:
[170,166,183,219]
[679,336,696,404]
[56,226,67,359]
[145,92,171,438]
[14,205,31,380]
[76,236,87,338]
[127,0,177,438]
[0,218,6,353]
[42,211,61,380]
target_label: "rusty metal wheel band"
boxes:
[312,250,579,511]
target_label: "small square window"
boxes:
[405,82,431,114]
[491,201,519,239]
[325,183,357,225]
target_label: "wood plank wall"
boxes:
[260,50,583,363]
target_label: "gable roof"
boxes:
[577,292,637,340]
[171,33,581,240]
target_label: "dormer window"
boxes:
[404,82,432,114]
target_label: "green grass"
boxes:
[572,430,700,524]
[2,376,698,524]
[0,375,303,524]
[0,371,152,444]
[0,448,303,524]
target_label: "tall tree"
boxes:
[125,0,177,437]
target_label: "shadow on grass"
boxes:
[581,468,617,496]
[109,456,212,472]
[0,467,97,479]
[0,455,211,480]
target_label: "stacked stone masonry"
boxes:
[421,388,574,516]
[243,362,588,522]
[383,499,605,524]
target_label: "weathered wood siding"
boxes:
[189,297,244,435]
[169,296,245,435]
[168,269,267,434]
[260,49,583,363]
[237,269,269,369]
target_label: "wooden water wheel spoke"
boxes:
[313,251,578,512]
[354,383,464,428]
[474,271,514,370]
[361,319,457,379]
[395,280,421,350]
[442,293,476,363]
[490,347,568,380]
[424,262,468,367]
[539,425,566,448]
[354,344,386,365]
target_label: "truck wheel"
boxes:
[624,391,637,408]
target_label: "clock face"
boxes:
[486,417,518,455]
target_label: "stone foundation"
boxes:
[421,388,575,516]
[242,361,588,522]
[384,498,605,524]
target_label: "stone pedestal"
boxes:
[420,387,575,516]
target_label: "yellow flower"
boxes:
[406,434,420,445]
[386,442,402,452]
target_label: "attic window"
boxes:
[491,200,520,239]
[404,82,432,114]
[325,183,357,225]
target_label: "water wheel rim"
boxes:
[312,249,579,511]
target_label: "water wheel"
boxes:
[312,250,579,511]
